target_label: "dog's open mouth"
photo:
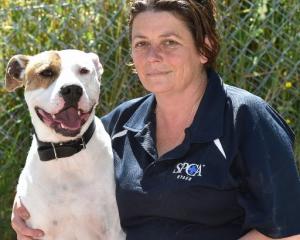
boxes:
[35,106,93,137]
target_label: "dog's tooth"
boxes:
[52,115,56,119]
[78,110,81,116]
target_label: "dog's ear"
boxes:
[5,55,30,92]
[88,53,104,78]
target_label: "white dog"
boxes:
[5,50,125,240]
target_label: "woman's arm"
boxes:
[11,196,44,240]
[240,229,300,240]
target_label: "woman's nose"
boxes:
[146,45,163,62]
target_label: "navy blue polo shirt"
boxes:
[101,69,300,240]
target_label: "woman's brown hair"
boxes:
[129,0,220,69]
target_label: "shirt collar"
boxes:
[123,93,156,132]
[123,69,226,143]
[189,69,226,142]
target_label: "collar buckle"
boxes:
[51,142,58,160]
[80,137,86,149]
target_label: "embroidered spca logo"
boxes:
[173,162,206,181]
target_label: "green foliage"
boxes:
[0,88,32,239]
[218,0,300,161]
[0,0,299,239]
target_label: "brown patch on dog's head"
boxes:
[5,51,61,92]
[25,51,61,91]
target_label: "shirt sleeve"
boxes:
[236,100,300,238]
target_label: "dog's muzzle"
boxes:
[35,84,93,137]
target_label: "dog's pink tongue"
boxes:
[55,107,81,130]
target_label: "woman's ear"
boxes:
[199,54,208,64]
[199,36,212,64]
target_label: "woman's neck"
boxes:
[155,74,208,157]
[155,74,207,124]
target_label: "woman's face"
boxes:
[131,11,207,95]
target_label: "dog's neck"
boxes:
[35,120,96,161]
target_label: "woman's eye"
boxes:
[134,41,149,49]
[163,40,178,47]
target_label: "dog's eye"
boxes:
[79,67,89,75]
[40,68,55,77]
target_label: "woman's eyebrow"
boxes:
[159,32,182,39]
[132,35,147,41]
[132,32,182,40]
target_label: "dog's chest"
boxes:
[20,132,114,202]
[17,126,123,239]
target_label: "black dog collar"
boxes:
[36,121,96,161]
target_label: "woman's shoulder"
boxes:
[224,84,266,109]
[224,84,294,142]
[224,84,272,121]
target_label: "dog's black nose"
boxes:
[60,85,83,105]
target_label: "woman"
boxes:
[11,0,300,239]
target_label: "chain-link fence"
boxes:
[0,0,299,239]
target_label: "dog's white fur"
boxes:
[6,50,125,240]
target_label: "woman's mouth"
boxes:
[146,71,172,77]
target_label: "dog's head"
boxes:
[5,49,103,141]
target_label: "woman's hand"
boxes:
[11,196,44,240]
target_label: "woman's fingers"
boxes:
[11,197,44,239]
[17,235,34,240]
[11,212,44,239]
[15,200,30,220]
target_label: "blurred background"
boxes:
[0,0,299,238]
